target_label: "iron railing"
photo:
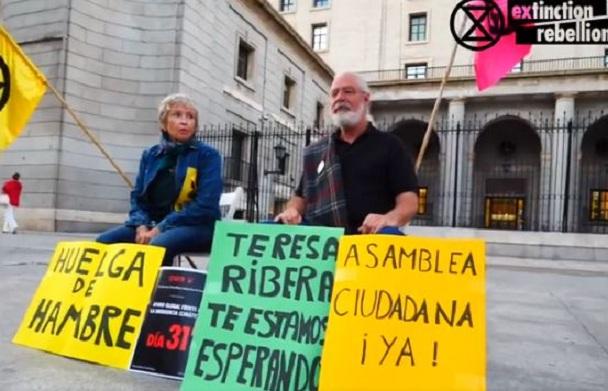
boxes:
[359,55,608,83]
[197,111,608,234]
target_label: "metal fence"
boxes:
[197,112,608,234]
[197,122,318,222]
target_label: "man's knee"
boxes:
[377,226,405,235]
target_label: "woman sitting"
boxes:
[97,93,222,266]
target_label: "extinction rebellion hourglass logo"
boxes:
[451,0,608,50]
[0,56,10,111]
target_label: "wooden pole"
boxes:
[45,81,133,188]
[415,18,467,173]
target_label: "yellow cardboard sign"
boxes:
[13,241,164,369]
[319,235,486,391]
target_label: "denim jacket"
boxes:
[126,141,222,232]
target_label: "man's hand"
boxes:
[135,225,150,244]
[358,192,418,234]
[358,213,390,234]
[275,207,303,225]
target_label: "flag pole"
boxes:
[415,18,467,173]
[45,81,134,188]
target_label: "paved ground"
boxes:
[1,231,607,390]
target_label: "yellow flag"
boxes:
[0,25,47,150]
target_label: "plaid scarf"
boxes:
[301,132,348,227]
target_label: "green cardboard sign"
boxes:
[181,222,343,391]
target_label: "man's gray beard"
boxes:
[331,106,365,128]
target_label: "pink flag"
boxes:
[474,0,531,91]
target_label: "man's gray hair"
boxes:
[334,71,370,94]
[157,93,199,130]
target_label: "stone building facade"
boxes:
[273,0,608,233]
[0,0,333,231]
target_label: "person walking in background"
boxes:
[2,172,22,234]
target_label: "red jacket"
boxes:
[2,179,22,207]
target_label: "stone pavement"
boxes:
[1,231,607,390]
[0,232,177,391]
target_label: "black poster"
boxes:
[130,267,206,379]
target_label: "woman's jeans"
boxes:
[97,224,213,266]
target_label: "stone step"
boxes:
[406,226,608,263]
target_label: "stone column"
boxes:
[440,99,465,226]
[549,94,575,230]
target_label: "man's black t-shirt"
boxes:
[296,124,418,233]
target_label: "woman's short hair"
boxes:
[157,93,199,130]
[12,172,20,180]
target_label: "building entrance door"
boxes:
[484,197,525,230]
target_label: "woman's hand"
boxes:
[138,226,160,244]
[135,225,149,244]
